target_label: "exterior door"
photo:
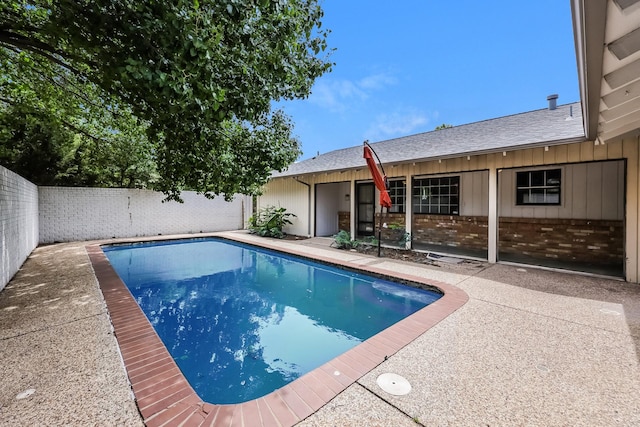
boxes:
[357,183,375,236]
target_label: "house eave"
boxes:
[271,135,589,180]
[571,0,607,141]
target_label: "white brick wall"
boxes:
[39,187,250,244]
[1,166,39,291]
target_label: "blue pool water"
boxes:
[103,238,441,404]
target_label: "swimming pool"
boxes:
[103,238,442,404]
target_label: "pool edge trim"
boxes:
[87,235,468,427]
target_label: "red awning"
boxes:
[363,145,392,208]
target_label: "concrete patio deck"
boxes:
[1,231,639,426]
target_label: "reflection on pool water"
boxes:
[103,238,441,404]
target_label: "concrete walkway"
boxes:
[1,232,639,426]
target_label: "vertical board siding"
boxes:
[617,160,625,220]
[498,169,513,218]
[263,139,639,281]
[571,163,589,218]
[460,171,489,216]
[259,179,310,236]
[623,137,639,282]
[497,161,623,221]
[594,143,609,161]
[555,144,569,163]
[607,139,624,158]
[586,162,603,219]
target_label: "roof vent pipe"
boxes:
[547,94,558,110]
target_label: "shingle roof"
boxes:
[273,102,585,177]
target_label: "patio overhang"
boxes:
[572,0,640,142]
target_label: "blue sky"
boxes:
[276,0,580,160]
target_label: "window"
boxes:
[516,169,561,205]
[388,180,406,213]
[412,176,459,215]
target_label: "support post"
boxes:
[377,206,383,257]
[488,167,498,263]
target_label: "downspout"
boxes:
[293,177,311,237]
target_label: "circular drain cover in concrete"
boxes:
[376,373,411,395]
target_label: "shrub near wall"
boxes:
[39,187,249,244]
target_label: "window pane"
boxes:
[546,193,560,204]
[387,180,405,213]
[516,169,561,206]
[412,176,460,215]
[516,172,529,187]
[546,169,561,185]
[359,205,373,221]
[530,171,544,186]
[530,189,546,203]
[359,186,374,203]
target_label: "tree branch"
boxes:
[26,57,128,120]
[59,119,109,145]
[0,30,84,75]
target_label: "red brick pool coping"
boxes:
[87,235,468,426]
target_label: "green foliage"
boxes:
[0,99,158,187]
[331,231,384,250]
[399,232,411,247]
[434,123,453,130]
[386,223,410,247]
[0,26,158,187]
[0,0,333,200]
[360,235,379,246]
[248,205,296,239]
[331,230,360,250]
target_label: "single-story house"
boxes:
[257,0,640,283]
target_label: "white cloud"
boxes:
[365,110,432,140]
[309,80,365,112]
[308,72,396,112]
[358,73,397,90]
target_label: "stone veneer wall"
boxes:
[498,218,624,266]
[412,214,489,252]
[373,213,407,246]
[338,211,350,233]
[342,211,623,268]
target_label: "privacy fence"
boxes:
[1,165,250,291]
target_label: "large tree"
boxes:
[0,1,332,200]
[0,51,158,187]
